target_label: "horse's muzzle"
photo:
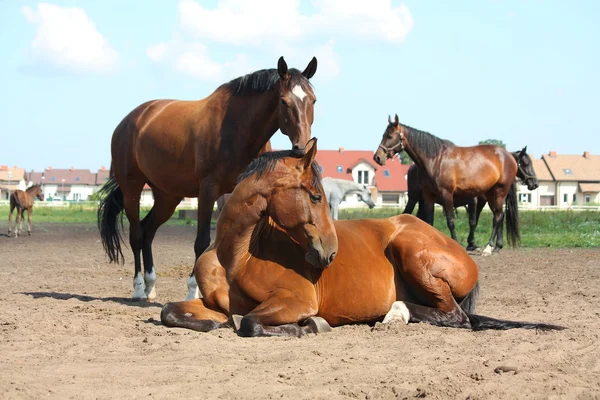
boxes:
[305,248,336,269]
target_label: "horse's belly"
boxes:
[317,257,398,326]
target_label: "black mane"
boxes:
[402,124,454,158]
[221,68,312,96]
[237,149,321,186]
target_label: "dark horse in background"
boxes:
[8,185,44,238]
[374,115,538,256]
[98,56,319,300]
[403,147,538,251]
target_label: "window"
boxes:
[75,177,80,182]
[563,194,568,203]
[336,166,343,173]
[519,193,531,203]
[383,170,390,177]
[358,170,370,185]
[563,168,572,175]
[382,194,399,204]
[573,194,577,203]
[50,177,56,181]
[585,194,591,203]
[73,193,80,201]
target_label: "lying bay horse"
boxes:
[374,115,538,255]
[8,185,43,238]
[161,138,563,336]
[322,177,376,220]
[403,147,538,250]
[98,56,318,300]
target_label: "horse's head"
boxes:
[276,56,318,151]
[266,138,338,268]
[357,185,376,209]
[514,146,539,191]
[374,114,405,166]
[28,184,44,200]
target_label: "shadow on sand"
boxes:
[19,291,164,309]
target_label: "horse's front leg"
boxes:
[236,289,330,337]
[440,191,458,242]
[187,183,218,299]
[27,208,32,235]
[466,198,479,251]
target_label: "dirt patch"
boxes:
[1,224,599,399]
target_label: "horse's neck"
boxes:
[213,183,267,271]
[338,180,362,196]
[221,90,280,161]
[403,130,435,175]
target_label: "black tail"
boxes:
[505,182,520,247]
[97,174,125,264]
[466,313,566,331]
[459,282,565,331]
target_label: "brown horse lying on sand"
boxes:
[8,185,44,238]
[161,139,564,336]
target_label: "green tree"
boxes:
[399,151,413,165]
[478,139,506,149]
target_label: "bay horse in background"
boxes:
[98,56,319,301]
[8,185,44,238]
[374,115,539,255]
[322,177,376,220]
[161,138,564,336]
[403,147,538,250]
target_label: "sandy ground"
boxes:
[0,223,599,399]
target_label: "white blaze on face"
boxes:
[291,84,307,101]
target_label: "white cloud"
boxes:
[148,0,413,81]
[146,43,168,62]
[147,40,256,82]
[21,3,118,73]
[178,0,413,45]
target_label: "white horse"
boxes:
[322,177,376,220]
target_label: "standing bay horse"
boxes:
[374,115,539,255]
[322,177,376,220]
[98,56,319,300]
[8,185,44,238]
[161,138,564,336]
[403,146,538,250]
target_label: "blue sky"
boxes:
[1,0,599,171]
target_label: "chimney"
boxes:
[584,151,590,159]
[339,147,344,153]
[549,151,557,157]
[70,166,75,171]
[47,166,52,170]
[101,166,106,171]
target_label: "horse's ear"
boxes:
[394,114,399,126]
[301,138,318,170]
[277,56,289,80]
[302,57,318,79]
[521,146,527,154]
[388,115,392,125]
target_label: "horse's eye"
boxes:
[310,193,322,204]
[280,98,288,107]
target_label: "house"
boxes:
[0,165,27,200]
[516,151,600,207]
[28,167,97,201]
[315,148,410,208]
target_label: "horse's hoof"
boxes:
[383,301,410,325]
[481,244,493,256]
[303,316,332,333]
[231,314,243,331]
[145,288,157,301]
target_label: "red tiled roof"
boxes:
[315,149,409,192]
